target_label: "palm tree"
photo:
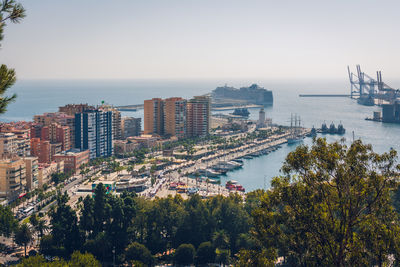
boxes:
[212,230,230,250]
[35,219,48,239]
[14,223,32,257]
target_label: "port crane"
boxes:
[347,65,400,105]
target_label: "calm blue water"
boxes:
[2,79,400,191]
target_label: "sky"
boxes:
[1,0,400,80]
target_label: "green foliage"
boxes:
[14,223,33,257]
[174,243,195,266]
[215,248,230,266]
[69,251,101,267]
[125,242,154,266]
[250,138,400,266]
[195,241,215,265]
[16,254,48,267]
[0,0,25,114]
[0,204,18,237]
[17,251,100,267]
[51,172,72,185]
[49,193,82,258]
[212,230,229,250]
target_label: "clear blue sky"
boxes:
[1,0,400,80]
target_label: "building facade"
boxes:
[30,138,62,163]
[58,104,94,116]
[54,149,90,173]
[164,97,187,139]
[33,112,75,148]
[0,133,30,158]
[0,158,26,201]
[98,105,122,140]
[24,157,39,190]
[41,123,71,151]
[75,110,113,159]
[121,117,141,138]
[144,98,164,135]
[38,161,64,188]
[187,96,211,137]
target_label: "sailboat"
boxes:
[287,114,303,144]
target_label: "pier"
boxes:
[299,94,351,97]
[116,104,144,111]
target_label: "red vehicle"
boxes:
[169,183,178,190]
[226,181,245,192]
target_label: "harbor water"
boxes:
[2,79,400,191]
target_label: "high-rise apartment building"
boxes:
[143,96,210,139]
[98,104,122,140]
[24,157,39,190]
[144,98,164,135]
[0,158,26,201]
[187,96,211,137]
[121,117,141,138]
[164,97,187,138]
[75,110,113,159]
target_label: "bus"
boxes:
[23,206,34,216]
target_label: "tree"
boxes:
[0,0,26,114]
[251,138,400,266]
[174,243,195,266]
[0,204,18,237]
[125,242,154,266]
[16,251,100,267]
[16,254,47,266]
[15,223,33,257]
[215,248,230,266]
[35,218,48,239]
[29,214,38,228]
[69,251,101,267]
[50,192,82,257]
[212,230,229,250]
[195,241,215,265]
[92,183,108,236]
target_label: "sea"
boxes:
[2,79,400,192]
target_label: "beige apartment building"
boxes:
[0,158,26,201]
[144,98,164,135]
[38,161,64,187]
[24,157,39,191]
[0,132,31,158]
[187,96,211,137]
[164,97,187,139]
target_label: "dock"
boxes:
[299,94,351,97]
[116,104,144,111]
[211,104,263,111]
